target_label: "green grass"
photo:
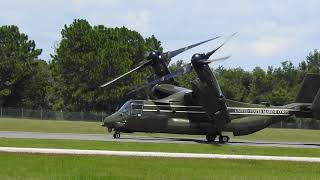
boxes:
[0,152,319,180]
[1,117,320,142]
[235,128,320,142]
[1,138,320,157]
[0,117,105,134]
[1,118,319,179]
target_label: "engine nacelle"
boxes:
[191,55,230,132]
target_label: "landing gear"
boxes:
[205,135,216,142]
[205,134,229,143]
[113,132,120,139]
[218,135,230,143]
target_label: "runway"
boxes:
[1,146,320,162]
[1,131,320,149]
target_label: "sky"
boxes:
[1,0,319,70]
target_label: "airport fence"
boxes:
[0,106,319,129]
[0,106,109,122]
[270,118,320,130]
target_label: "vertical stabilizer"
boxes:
[312,89,320,120]
[295,74,320,103]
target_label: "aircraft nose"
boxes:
[103,113,126,129]
[103,115,116,128]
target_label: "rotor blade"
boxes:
[198,55,231,64]
[127,83,152,95]
[157,63,193,82]
[204,32,237,59]
[128,63,193,94]
[163,36,220,60]
[143,51,152,58]
[100,60,152,88]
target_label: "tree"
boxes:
[21,60,52,109]
[249,67,272,103]
[50,19,162,112]
[0,25,49,108]
[306,49,320,73]
[215,66,251,102]
[267,80,291,105]
[145,35,163,53]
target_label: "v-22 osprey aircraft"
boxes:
[101,34,320,143]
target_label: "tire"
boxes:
[206,135,216,142]
[219,136,229,143]
[113,133,120,139]
[222,136,229,142]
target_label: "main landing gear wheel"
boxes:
[205,135,216,142]
[218,135,230,143]
[113,132,120,139]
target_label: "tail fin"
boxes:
[295,74,320,103]
[312,89,320,119]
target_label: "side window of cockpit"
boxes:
[131,104,143,117]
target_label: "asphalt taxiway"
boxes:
[0,131,320,149]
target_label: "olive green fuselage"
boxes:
[104,99,288,137]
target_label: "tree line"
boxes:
[1,19,319,113]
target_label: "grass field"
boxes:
[0,117,106,134]
[1,118,320,179]
[1,138,320,157]
[0,152,319,180]
[1,117,320,142]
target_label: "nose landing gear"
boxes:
[107,128,121,139]
[113,132,121,139]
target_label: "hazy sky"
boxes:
[1,0,319,70]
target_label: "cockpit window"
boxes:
[118,100,144,116]
[119,101,130,115]
[132,104,143,110]
[130,100,144,116]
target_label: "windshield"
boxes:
[118,101,130,114]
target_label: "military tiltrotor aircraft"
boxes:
[101,34,320,143]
